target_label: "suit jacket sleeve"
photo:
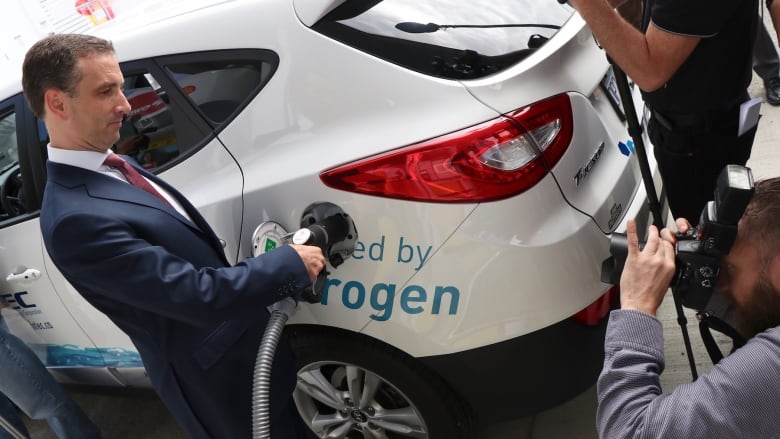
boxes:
[46,209,311,326]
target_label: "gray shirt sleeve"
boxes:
[596,309,780,439]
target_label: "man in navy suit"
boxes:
[23,34,325,438]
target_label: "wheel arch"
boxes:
[286,323,478,437]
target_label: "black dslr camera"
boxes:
[602,165,755,310]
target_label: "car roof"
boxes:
[0,0,242,101]
[293,0,346,26]
[0,76,22,100]
[92,0,238,41]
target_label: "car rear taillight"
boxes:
[320,93,573,202]
[572,285,619,326]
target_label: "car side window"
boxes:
[115,71,194,172]
[0,112,18,172]
[0,110,23,220]
[115,52,276,173]
[161,53,276,126]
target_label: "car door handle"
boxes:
[6,268,42,282]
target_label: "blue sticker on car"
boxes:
[618,139,635,156]
[43,345,143,367]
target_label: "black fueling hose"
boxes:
[252,298,296,439]
[249,203,358,439]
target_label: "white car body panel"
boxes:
[156,141,244,261]
[0,221,103,364]
[293,0,346,26]
[356,175,608,355]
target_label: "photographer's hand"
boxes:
[619,220,676,316]
[662,217,693,239]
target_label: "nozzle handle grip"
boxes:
[297,270,328,304]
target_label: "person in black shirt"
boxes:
[570,0,759,224]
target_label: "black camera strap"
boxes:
[697,311,746,364]
[609,60,702,379]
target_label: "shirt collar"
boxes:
[47,145,112,172]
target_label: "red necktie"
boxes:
[103,154,171,206]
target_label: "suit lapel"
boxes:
[136,166,229,258]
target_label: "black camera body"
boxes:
[602,165,755,310]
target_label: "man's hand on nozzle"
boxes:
[289,244,326,283]
[619,220,677,316]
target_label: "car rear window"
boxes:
[311,0,575,80]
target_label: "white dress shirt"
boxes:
[47,145,192,221]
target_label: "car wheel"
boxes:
[288,326,475,439]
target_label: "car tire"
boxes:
[288,325,475,439]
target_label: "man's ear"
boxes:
[767,254,780,292]
[44,89,68,121]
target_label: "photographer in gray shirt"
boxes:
[599,177,780,437]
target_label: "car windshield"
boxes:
[312,0,575,79]
[0,112,18,173]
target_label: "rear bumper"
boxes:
[419,304,614,425]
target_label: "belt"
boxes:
[651,106,738,131]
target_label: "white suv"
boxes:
[0,0,663,437]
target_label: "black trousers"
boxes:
[753,16,780,82]
[648,109,757,225]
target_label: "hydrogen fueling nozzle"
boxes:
[251,202,358,303]
[292,203,357,303]
[298,202,357,268]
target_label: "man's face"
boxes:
[60,53,130,152]
[717,235,780,338]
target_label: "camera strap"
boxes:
[607,57,700,380]
[697,311,746,364]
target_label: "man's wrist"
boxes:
[619,296,659,316]
[621,305,657,316]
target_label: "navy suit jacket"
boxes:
[40,160,310,438]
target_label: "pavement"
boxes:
[23,24,780,439]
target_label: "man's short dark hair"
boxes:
[22,34,115,118]
[740,177,780,265]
